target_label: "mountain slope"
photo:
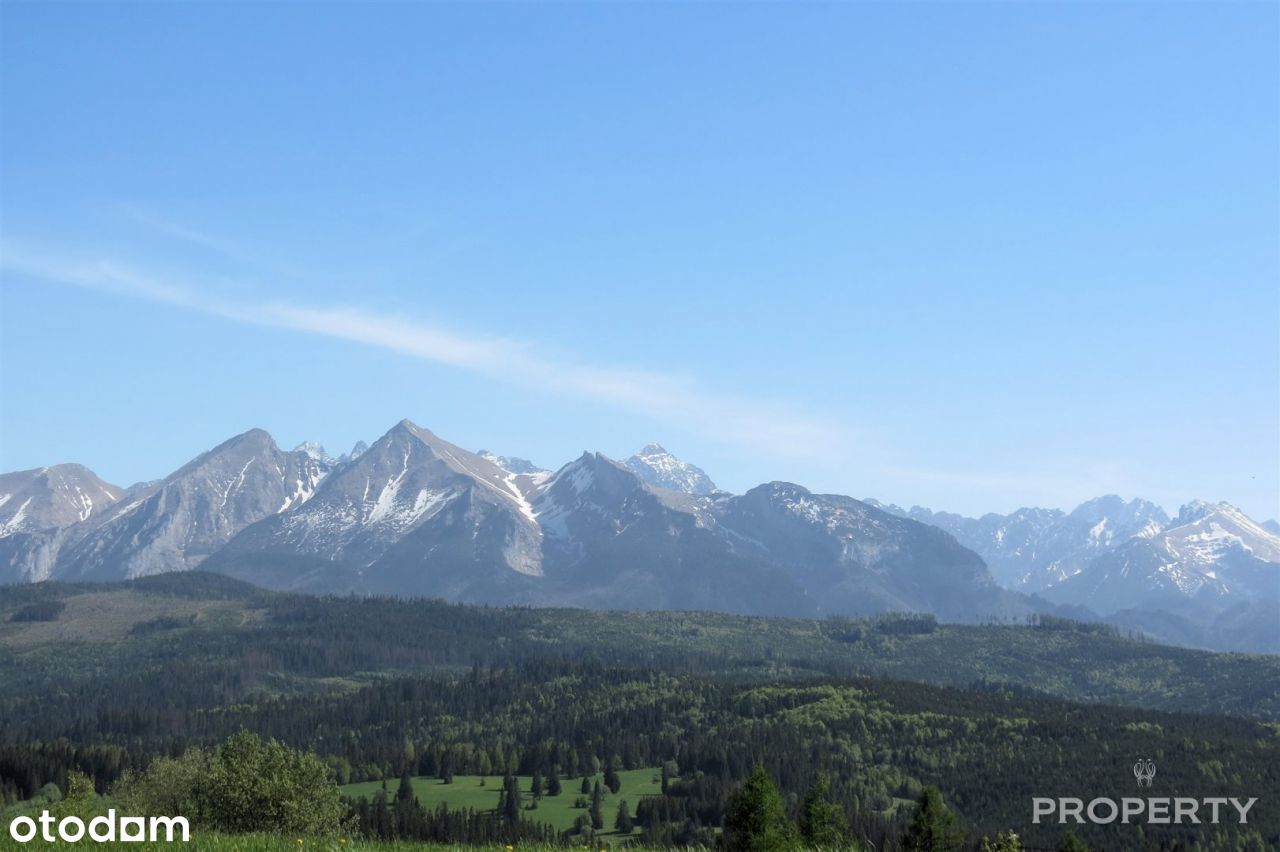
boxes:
[0,464,126,583]
[8,421,1272,650]
[530,453,810,614]
[718,484,1025,620]
[53,430,331,580]
[0,464,122,536]
[206,420,545,596]
[873,496,1168,591]
[1047,501,1280,614]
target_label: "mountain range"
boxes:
[2,419,1276,651]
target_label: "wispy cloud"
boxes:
[1,241,853,459]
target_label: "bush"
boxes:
[113,731,348,836]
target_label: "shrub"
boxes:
[113,731,348,836]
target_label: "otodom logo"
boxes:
[1032,759,1258,826]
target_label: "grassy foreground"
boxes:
[341,769,663,836]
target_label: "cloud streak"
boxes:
[1,242,853,460]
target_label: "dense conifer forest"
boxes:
[1,574,1276,850]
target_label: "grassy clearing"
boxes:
[341,769,664,837]
[0,591,256,647]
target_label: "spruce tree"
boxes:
[588,780,605,830]
[901,786,965,852]
[615,799,633,833]
[502,773,521,824]
[798,774,847,846]
[604,762,621,794]
[723,765,797,852]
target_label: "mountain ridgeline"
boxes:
[1,419,1276,651]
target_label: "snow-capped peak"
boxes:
[477,450,548,476]
[625,444,718,495]
[293,441,336,464]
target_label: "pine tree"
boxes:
[581,776,592,795]
[901,786,965,852]
[531,768,543,799]
[615,799,633,833]
[723,765,797,852]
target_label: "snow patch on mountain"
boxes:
[624,444,718,495]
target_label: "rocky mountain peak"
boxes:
[625,444,718,495]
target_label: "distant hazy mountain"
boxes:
[716,483,1025,621]
[477,450,548,475]
[869,495,1278,652]
[869,495,1169,591]
[624,444,718,495]
[1046,501,1280,612]
[3,421,1274,652]
[294,440,370,465]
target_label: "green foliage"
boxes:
[207,730,348,835]
[614,799,633,833]
[723,765,798,852]
[113,731,347,836]
[3,576,1280,850]
[798,775,848,848]
[980,829,1024,852]
[112,747,214,823]
[1057,830,1090,852]
[901,786,965,852]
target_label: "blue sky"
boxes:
[1,2,1276,520]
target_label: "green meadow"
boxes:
[341,770,663,838]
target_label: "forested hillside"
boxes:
[1,574,1278,850]
[2,574,1276,722]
